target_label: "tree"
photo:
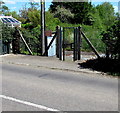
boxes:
[19,2,40,24]
[116,12,120,20]
[49,2,93,24]
[96,2,115,29]
[0,5,9,15]
[28,9,41,27]
[102,19,120,60]
[19,3,29,20]
[0,2,19,17]
[28,2,39,10]
[88,6,104,29]
[1,23,15,42]
[53,6,74,23]
[0,1,4,5]
[0,1,4,14]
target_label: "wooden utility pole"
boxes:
[41,0,45,55]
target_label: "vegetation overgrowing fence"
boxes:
[1,1,120,60]
[0,1,120,75]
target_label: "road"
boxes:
[1,62,118,111]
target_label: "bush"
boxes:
[1,23,15,42]
[82,25,106,52]
[79,58,120,76]
[102,20,120,60]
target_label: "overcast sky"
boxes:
[2,0,119,14]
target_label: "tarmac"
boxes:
[1,54,103,75]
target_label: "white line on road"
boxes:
[0,54,11,57]
[0,95,59,111]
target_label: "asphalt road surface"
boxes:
[1,62,118,111]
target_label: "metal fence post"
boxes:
[74,28,77,61]
[78,26,82,60]
[63,27,65,61]
[56,26,59,58]
[59,27,62,60]
[76,27,78,61]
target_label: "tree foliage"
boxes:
[1,1,118,56]
[53,6,74,23]
[102,19,120,60]
[0,3,9,15]
[45,11,61,31]
[1,23,15,42]
[50,2,93,24]
[96,2,115,29]
[28,9,40,27]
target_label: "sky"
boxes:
[1,0,119,14]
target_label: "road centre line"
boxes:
[0,95,59,111]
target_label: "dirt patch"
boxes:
[78,58,120,75]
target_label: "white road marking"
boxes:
[0,95,59,111]
[0,54,11,57]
